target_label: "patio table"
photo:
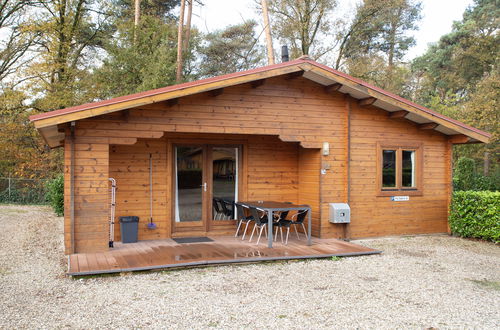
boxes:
[238,201,312,248]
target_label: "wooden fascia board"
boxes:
[33,65,304,129]
[307,66,490,143]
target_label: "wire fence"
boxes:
[0,177,49,204]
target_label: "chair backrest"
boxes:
[213,198,221,213]
[249,207,266,226]
[279,211,289,221]
[294,209,308,223]
[235,203,248,220]
[219,199,230,214]
[224,200,234,214]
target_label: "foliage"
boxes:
[412,0,499,175]
[413,0,499,102]
[112,0,180,20]
[94,15,180,98]
[454,157,500,192]
[268,0,335,59]
[197,21,264,78]
[0,1,41,86]
[46,174,64,216]
[0,177,48,204]
[0,89,63,178]
[449,191,500,243]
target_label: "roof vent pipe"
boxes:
[281,45,289,62]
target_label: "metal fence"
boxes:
[0,177,49,204]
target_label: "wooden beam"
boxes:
[449,134,471,144]
[358,97,377,107]
[389,110,409,119]
[284,70,304,80]
[250,79,266,88]
[121,109,130,121]
[209,88,224,97]
[166,98,178,107]
[419,122,438,130]
[324,83,342,93]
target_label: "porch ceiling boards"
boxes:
[67,236,381,276]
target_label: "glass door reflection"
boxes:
[211,147,238,221]
[175,146,204,222]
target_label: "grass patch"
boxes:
[0,208,29,215]
[330,256,342,261]
[468,279,500,290]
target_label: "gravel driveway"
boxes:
[0,205,499,329]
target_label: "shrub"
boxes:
[450,191,500,243]
[453,157,499,191]
[46,174,64,216]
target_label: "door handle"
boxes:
[201,182,207,192]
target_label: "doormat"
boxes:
[173,237,214,244]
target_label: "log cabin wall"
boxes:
[346,100,449,238]
[64,74,451,253]
[108,134,302,242]
[64,136,109,254]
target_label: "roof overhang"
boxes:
[30,57,491,148]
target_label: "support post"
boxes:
[267,209,273,248]
[308,207,312,246]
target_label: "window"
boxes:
[377,143,422,196]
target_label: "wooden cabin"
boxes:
[30,58,491,254]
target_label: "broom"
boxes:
[147,153,157,229]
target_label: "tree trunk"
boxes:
[134,0,140,42]
[176,0,186,83]
[483,151,490,176]
[182,0,192,54]
[261,0,275,64]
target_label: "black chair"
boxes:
[213,198,223,220]
[274,210,308,244]
[291,209,308,239]
[273,211,290,244]
[219,199,233,220]
[234,203,254,239]
[248,206,269,245]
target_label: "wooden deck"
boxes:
[67,236,381,276]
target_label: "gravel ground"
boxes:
[0,204,499,329]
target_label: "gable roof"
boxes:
[30,57,491,147]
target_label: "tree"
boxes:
[412,0,499,103]
[25,0,114,111]
[268,0,335,59]
[412,0,499,176]
[0,1,39,86]
[0,89,62,178]
[94,15,179,98]
[260,0,275,64]
[197,21,264,78]
[333,0,387,70]
[339,0,421,93]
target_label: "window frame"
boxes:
[376,142,423,196]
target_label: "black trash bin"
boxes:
[119,216,139,243]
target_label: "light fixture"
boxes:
[322,142,330,156]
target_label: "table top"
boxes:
[238,200,310,211]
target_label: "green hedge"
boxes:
[450,191,500,243]
[46,174,64,216]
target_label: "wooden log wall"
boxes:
[345,100,449,238]
[64,74,451,253]
[64,137,109,254]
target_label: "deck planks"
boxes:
[67,236,380,276]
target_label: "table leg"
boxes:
[308,208,312,246]
[267,209,273,248]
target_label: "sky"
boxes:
[190,0,474,60]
